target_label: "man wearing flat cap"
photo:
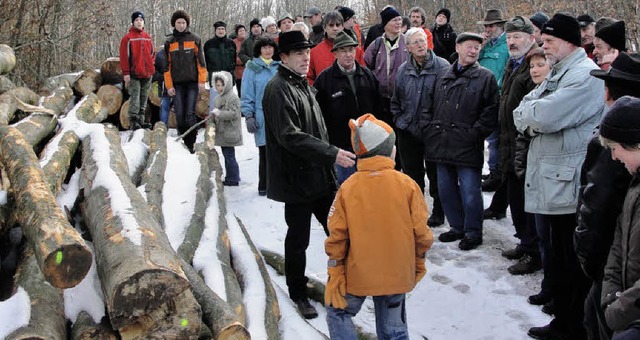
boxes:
[262,30,356,320]
[575,51,640,340]
[593,20,627,70]
[424,32,499,251]
[512,12,605,340]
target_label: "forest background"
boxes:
[1,0,638,89]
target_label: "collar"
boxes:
[337,62,356,73]
[490,32,505,46]
[356,155,395,172]
[279,64,307,83]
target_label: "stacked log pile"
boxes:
[0,45,311,339]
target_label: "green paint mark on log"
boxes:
[181,319,189,327]
[56,251,63,264]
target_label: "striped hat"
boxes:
[349,114,395,158]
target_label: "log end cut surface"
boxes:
[43,243,92,289]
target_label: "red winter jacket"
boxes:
[306,38,365,86]
[119,26,155,79]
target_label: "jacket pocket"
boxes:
[222,121,241,144]
[540,161,577,209]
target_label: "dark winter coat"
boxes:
[498,49,537,175]
[391,51,450,139]
[153,48,169,97]
[431,23,457,61]
[363,23,384,51]
[602,174,640,332]
[119,26,155,79]
[309,24,325,45]
[575,137,632,282]
[164,30,207,88]
[263,65,338,203]
[239,33,260,64]
[423,62,499,168]
[204,36,236,84]
[314,61,381,150]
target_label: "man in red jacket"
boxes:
[119,11,155,130]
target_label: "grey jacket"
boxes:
[513,48,605,215]
[602,175,640,332]
[211,71,243,147]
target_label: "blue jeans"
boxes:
[437,164,483,239]
[327,293,408,340]
[486,130,500,173]
[174,83,199,151]
[221,147,240,183]
[613,326,640,340]
[160,96,171,126]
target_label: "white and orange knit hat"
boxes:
[349,114,395,158]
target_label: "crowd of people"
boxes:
[118,5,640,340]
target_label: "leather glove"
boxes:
[325,266,347,309]
[246,117,258,133]
[415,257,426,285]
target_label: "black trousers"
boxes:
[258,146,266,192]
[284,194,334,300]
[507,171,538,255]
[584,280,612,340]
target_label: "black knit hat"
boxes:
[214,21,227,29]
[171,10,191,27]
[337,6,356,22]
[600,96,640,145]
[595,20,626,52]
[380,7,401,28]
[529,12,549,30]
[541,13,581,47]
[131,11,144,24]
[436,8,451,22]
[250,18,261,29]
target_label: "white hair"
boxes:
[291,22,309,36]
[404,27,427,45]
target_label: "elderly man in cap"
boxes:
[390,27,449,227]
[530,11,550,45]
[574,52,640,340]
[314,31,381,184]
[304,6,324,44]
[578,14,597,58]
[431,8,457,61]
[424,32,499,251]
[512,13,605,340]
[477,9,510,193]
[593,20,627,70]
[262,30,356,319]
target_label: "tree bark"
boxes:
[0,125,92,289]
[261,249,327,305]
[99,57,123,86]
[71,311,118,340]
[179,258,251,340]
[140,122,167,227]
[0,87,40,125]
[0,44,16,75]
[79,124,189,329]
[39,73,78,96]
[96,85,123,116]
[0,75,15,94]
[5,247,66,340]
[73,69,102,97]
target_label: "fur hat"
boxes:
[171,10,191,27]
[436,8,451,23]
[595,20,627,52]
[541,13,581,47]
[380,7,401,28]
[600,96,640,145]
[350,114,396,158]
[131,11,144,24]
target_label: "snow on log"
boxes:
[261,249,326,306]
[0,87,39,125]
[121,129,149,186]
[79,124,189,329]
[72,69,102,96]
[70,311,118,340]
[5,248,66,340]
[229,215,280,339]
[0,125,92,289]
[99,58,123,86]
[40,73,79,96]
[12,85,73,146]
[96,85,123,116]
[0,45,16,75]
[0,75,15,94]
[140,122,167,226]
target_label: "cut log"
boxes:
[0,44,16,75]
[120,99,130,129]
[261,249,326,305]
[39,73,78,96]
[71,311,118,340]
[0,87,40,125]
[5,247,66,340]
[96,85,123,116]
[196,90,210,119]
[0,75,15,94]
[12,85,74,146]
[73,69,102,96]
[0,125,92,288]
[140,122,167,226]
[176,143,211,263]
[79,124,189,329]
[117,289,202,339]
[231,216,280,339]
[148,81,161,107]
[180,258,250,340]
[40,93,103,194]
[99,57,123,85]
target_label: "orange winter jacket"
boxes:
[306,38,365,86]
[325,156,434,296]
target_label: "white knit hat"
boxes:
[349,114,395,158]
[260,16,276,29]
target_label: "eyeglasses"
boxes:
[409,38,427,46]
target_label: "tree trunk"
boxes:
[0,44,16,75]
[96,85,123,116]
[5,248,66,340]
[79,124,189,329]
[40,93,103,194]
[39,73,78,96]
[73,69,102,97]
[140,122,167,227]
[0,87,40,125]
[99,57,123,85]
[261,249,327,305]
[71,311,118,340]
[148,81,161,107]
[179,258,251,340]
[0,125,92,289]
[12,85,74,146]
[0,75,15,94]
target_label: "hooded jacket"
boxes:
[211,71,243,147]
[119,26,155,79]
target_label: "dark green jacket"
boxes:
[203,36,236,84]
